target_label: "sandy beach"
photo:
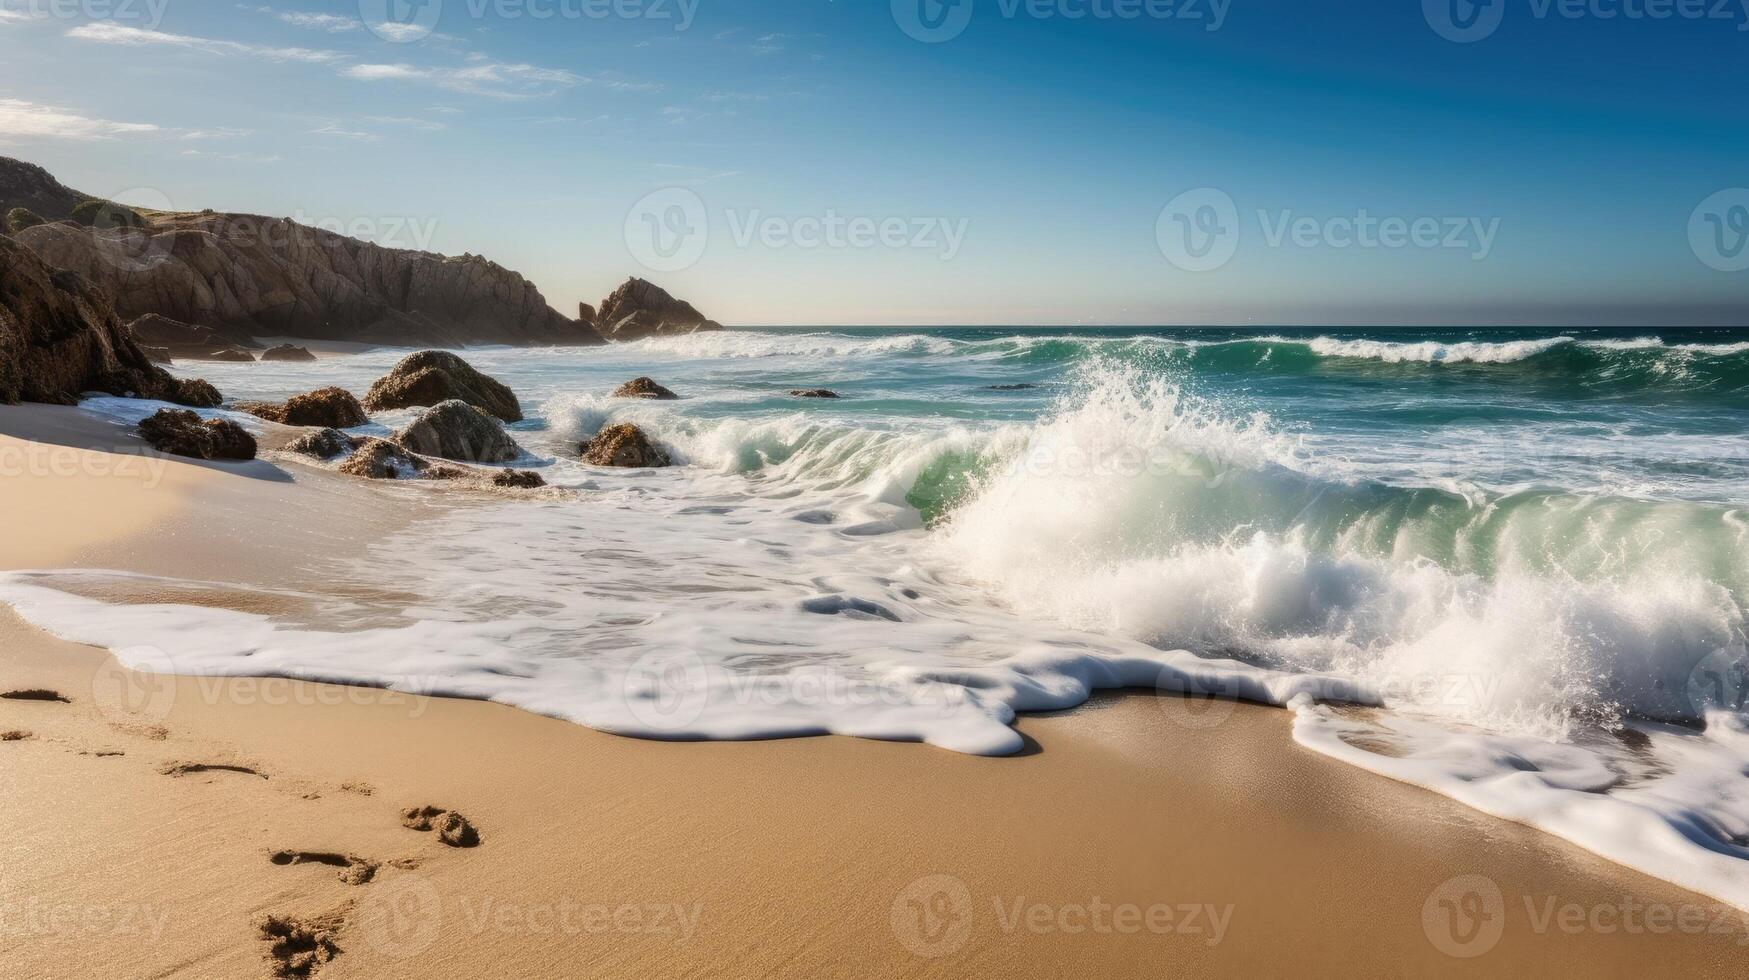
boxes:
[2,405,1746,979]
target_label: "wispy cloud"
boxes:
[751,32,789,55]
[249,5,362,33]
[67,22,347,63]
[0,98,160,140]
[181,127,255,140]
[364,115,448,131]
[343,61,643,99]
[182,147,282,164]
[310,123,381,142]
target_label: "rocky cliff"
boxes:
[591,277,724,341]
[0,156,601,349]
[0,234,218,407]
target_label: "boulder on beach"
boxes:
[260,344,317,362]
[336,438,428,480]
[581,423,671,468]
[283,428,354,460]
[138,409,257,461]
[392,399,522,463]
[790,389,839,399]
[172,378,223,409]
[610,377,679,401]
[6,207,45,234]
[140,345,173,365]
[236,387,367,429]
[362,350,522,423]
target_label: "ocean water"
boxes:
[5,326,1749,906]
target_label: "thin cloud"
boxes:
[0,98,160,140]
[343,61,639,99]
[257,7,363,33]
[310,123,381,142]
[67,22,348,63]
[364,115,448,131]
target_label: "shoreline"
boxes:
[3,404,1748,977]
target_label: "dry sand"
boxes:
[2,404,1746,979]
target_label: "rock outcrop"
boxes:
[137,409,257,461]
[593,278,722,341]
[0,158,85,223]
[790,389,839,399]
[237,387,367,429]
[261,344,316,362]
[362,351,522,422]
[6,208,45,234]
[610,377,679,400]
[582,423,671,468]
[1,157,601,348]
[0,234,220,407]
[392,400,521,463]
[127,314,257,362]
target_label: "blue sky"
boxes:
[0,0,1744,326]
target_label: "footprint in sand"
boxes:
[269,850,382,886]
[401,805,481,847]
[110,721,170,741]
[256,909,347,979]
[159,761,268,780]
[2,729,34,741]
[1,689,70,703]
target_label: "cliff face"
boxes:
[0,156,601,348]
[0,233,213,406]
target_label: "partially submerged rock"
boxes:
[283,428,353,460]
[138,409,257,461]
[235,387,367,429]
[790,388,839,399]
[582,423,671,468]
[126,314,257,362]
[492,469,546,489]
[335,437,427,480]
[392,399,522,463]
[362,350,522,422]
[610,376,679,400]
[260,344,316,362]
[595,277,722,341]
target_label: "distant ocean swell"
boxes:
[625,330,1749,398]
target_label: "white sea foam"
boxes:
[1299,335,1574,363]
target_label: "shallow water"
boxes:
[5,325,1749,908]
